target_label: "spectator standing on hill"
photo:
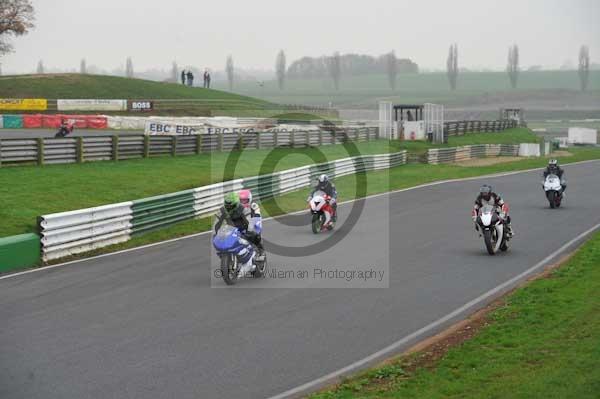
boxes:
[187,70,194,86]
[204,69,211,88]
[181,69,186,85]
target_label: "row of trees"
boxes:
[447,44,591,91]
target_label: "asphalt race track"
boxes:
[1,161,599,399]
[0,129,143,139]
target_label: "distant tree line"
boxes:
[287,53,419,79]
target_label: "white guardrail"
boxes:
[38,151,407,262]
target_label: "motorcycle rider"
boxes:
[213,192,264,275]
[309,174,338,222]
[543,159,566,193]
[58,118,74,137]
[472,184,514,237]
[238,189,264,257]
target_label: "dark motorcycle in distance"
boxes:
[55,122,75,138]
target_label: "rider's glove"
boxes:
[329,198,336,205]
[499,212,506,220]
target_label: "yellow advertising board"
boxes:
[0,99,48,111]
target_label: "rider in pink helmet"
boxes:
[238,189,265,258]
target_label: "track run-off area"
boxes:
[1,160,599,399]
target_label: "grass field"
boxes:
[310,229,600,399]
[0,128,539,238]
[213,70,600,109]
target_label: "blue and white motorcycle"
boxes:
[212,223,266,285]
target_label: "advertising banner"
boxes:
[144,121,201,136]
[0,99,48,111]
[57,99,127,111]
[128,100,154,112]
[23,114,43,128]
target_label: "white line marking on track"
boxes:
[1,159,598,281]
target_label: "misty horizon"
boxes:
[0,0,598,77]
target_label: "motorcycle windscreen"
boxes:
[212,225,241,252]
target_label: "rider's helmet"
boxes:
[318,174,329,184]
[480,184,493,201]
[239,189,252,208]
[548,159,558,168]
[224,192,240,214]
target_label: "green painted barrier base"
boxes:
[0,233,40,273]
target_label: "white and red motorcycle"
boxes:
[475,204,509,255]
[308,190,336,234]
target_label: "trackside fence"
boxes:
[38,151,407,262]
[444,120,517,136]
[0,128,378,166]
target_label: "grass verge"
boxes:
[309,229,600,399]
[45,146,600,265]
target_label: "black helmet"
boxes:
[480,184,492,201]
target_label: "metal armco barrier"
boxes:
[38,151,407,262]
[444,120,517,136]
[0,128,377,167]
[426,143,545,164]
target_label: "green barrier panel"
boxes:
[0,233,40,273]
[2,114,24,129]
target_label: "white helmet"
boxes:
[318,174,329,183]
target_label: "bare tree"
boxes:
[328,51,341,90]
[0,0,35,55]
[125,57,134,78]
[386,50,398,91]
[507,44,519,89]
[36,59,43,74]
[578,45,590,91]
[446,44,458,90]
[80,58,87,74]
[226,55,234,90]
[171,61,178,83]
[275,49,286,90]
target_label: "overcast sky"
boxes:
[1,0,599,74]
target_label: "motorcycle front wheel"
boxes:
[483,229,497,255]
[220,254,238,285]
[311,213,322,234]
[547,191,556,209]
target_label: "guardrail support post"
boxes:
[290,131,295,148]
[306,131,311,147]
[274,131,278,148]
[354,128,359,142]
[112,135,119,161]
[218,132,223,152]
[144,135,150,158]
[237,132,243,151]
[256,132,261,150]
[77,137,84,163]
[319,130,323,146]
[196,134,202,154]
[171,136,177,156]
[37,138,44,166]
